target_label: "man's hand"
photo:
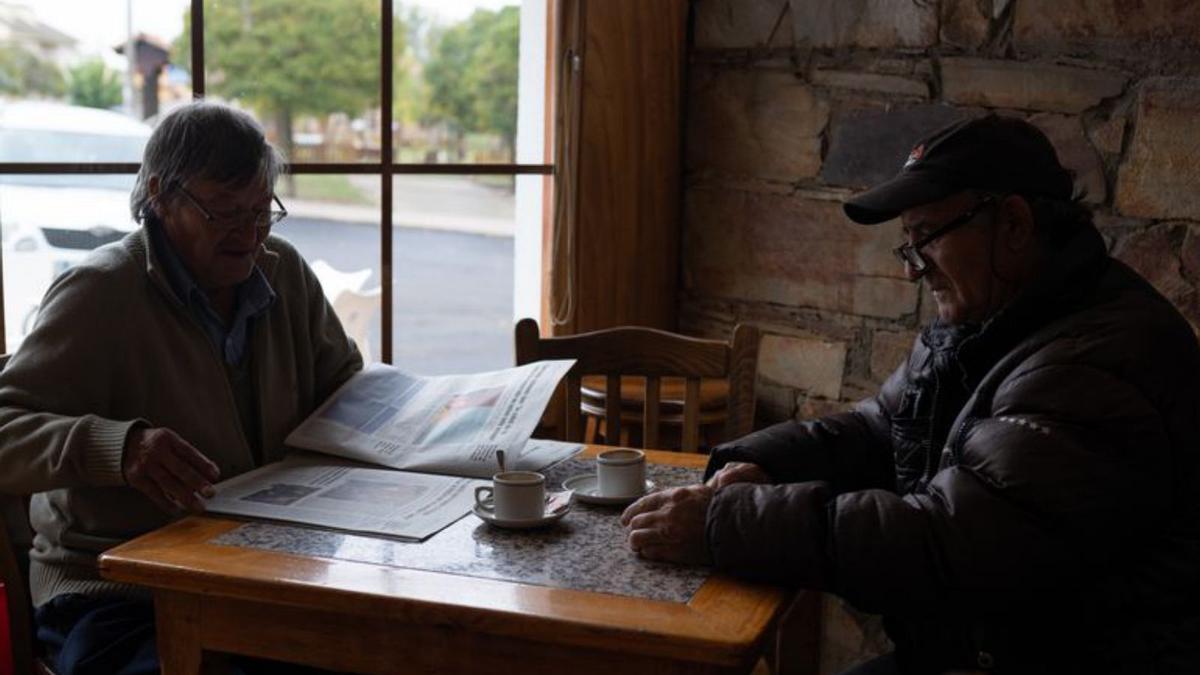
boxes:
[706,461,771,489]
[122,427,219,514]
[620,484,714,565]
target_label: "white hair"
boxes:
[130,100,286,221]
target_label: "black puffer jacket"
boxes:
[705,225,1200,674]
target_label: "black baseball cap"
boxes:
[843,114,1075,224]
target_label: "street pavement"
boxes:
[275,215,516,376]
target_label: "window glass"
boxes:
[198,0,382,166]
[0,0,191,163]
[0,0,549,360]
[391,174,515,374]
[1,173,140,351]
[394,1,523,164]
[275,175,384,363]
[0,0,188,351]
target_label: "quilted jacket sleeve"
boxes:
[704,345,914,494]
[705,343,1178,615]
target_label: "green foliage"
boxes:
[169,1,520,165]
[294,174,370,205]
[424,7,520,152]
[393,6,429,127]
[466,7,519,152]
[175,0,394,151]
[0,44,66,98]
[66,59,123,110]
[424,21,476,134]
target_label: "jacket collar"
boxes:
[925,223,1111,385]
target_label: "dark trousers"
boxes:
[35,594,337,675]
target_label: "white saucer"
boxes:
[472,491,572,529]
[562,474,656,506]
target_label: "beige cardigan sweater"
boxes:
[0,229,362,605]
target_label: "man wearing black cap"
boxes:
[622,115,1200,674]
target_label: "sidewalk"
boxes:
[287,173,517,237]
[286,199,515,238]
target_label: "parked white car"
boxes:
[0,101,151,351]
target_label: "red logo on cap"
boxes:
[904,143,925,169]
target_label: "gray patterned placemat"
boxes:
[211,458,710,603]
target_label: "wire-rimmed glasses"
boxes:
[892,194,998,275]
[175,185,288,232]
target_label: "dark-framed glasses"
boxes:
[892,194,998,275]
[176,185,288,232]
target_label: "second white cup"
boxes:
[596,449,646,498]
[474,471,546,520]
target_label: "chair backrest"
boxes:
[1,495,36,675]
[514,319,760,452]
[0,352,43,674]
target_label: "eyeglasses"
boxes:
[175,185,288,231]
[892,195,998,275]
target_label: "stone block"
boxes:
[1115,78,1200,221]
[759,333,847,399]
[797,394,853,420]
[1027,113,1107,204]
[851,277,920,320]
[790,0,937,49]
[872,58,916,76]
[856,219,907,277]
[694,0,791,50]
[1086,114,1126,156]
[683,189,918,319]
[1182,225,1200,286]
[940,0,991,51]
[821,104,969,189]
[941,58,1128,114]
[755,380,798,426]
[870,330,918,382]
[810,69,929,98]
[687,68,829,181]
[1112,223,1192,310]
[1014,0,1200,57]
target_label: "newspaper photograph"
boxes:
[206,454,488,541]
[285,360,577,478]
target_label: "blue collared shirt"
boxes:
[147,220,276,365]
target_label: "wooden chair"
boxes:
[0,354,57,675]
[579,375,731,449]
[514,319,760,452]
[1,495,54,675]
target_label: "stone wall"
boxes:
[683,1,1200,671]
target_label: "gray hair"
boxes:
[130,100,286,222]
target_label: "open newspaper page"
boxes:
[206,454,487,541]
[285,360,579,478]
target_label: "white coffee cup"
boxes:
[474,471,546,520]
[596,449,646,498]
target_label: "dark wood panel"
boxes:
[554,0,687,334]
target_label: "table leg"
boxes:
[772,591,821,675]
[154,591,204,675]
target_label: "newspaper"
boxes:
[284,360,577,477]
[205,454,486,540]
[205,361,583,540]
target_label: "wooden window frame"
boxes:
[0,0,556,361]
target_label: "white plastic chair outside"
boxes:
[310,259,380,362]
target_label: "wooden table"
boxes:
[99,447,791,675]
